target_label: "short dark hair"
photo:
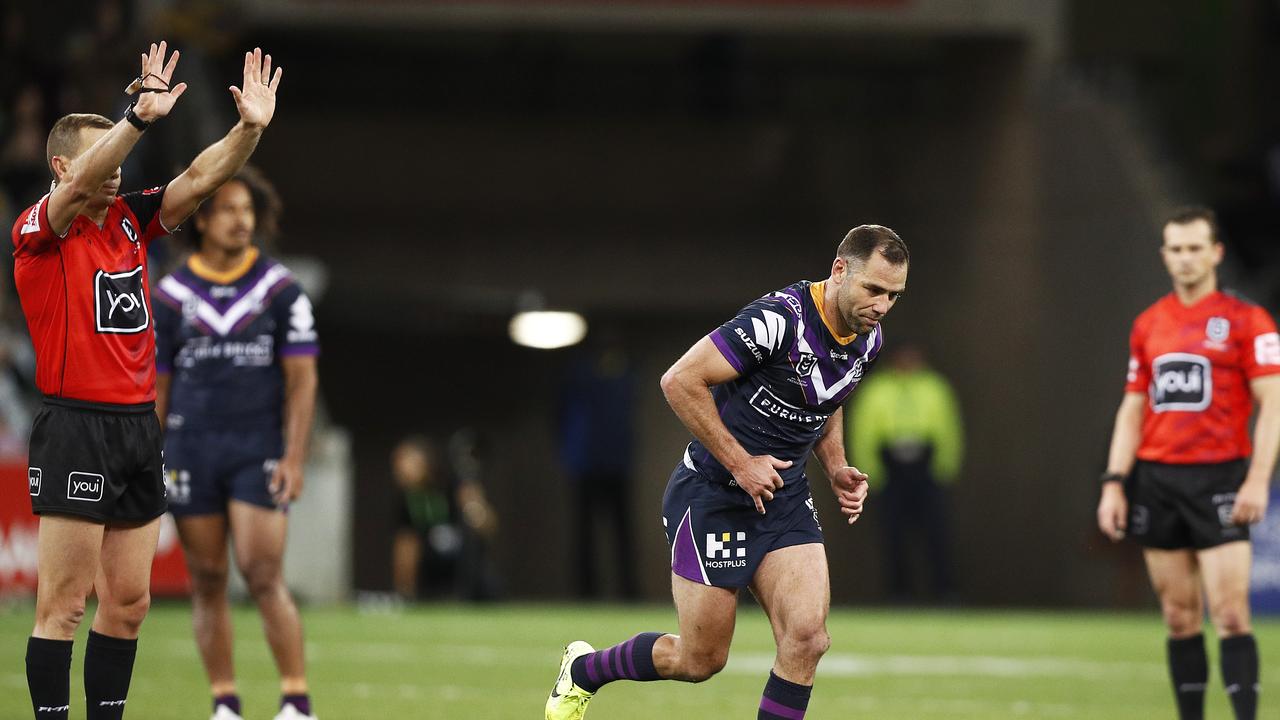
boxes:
[188,165,283,248]
[1164,206,1221,244]
[46,113,114,179]
[837,224,909,266]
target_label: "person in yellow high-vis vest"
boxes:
[847,343,964,603]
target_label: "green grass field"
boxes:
[2,600,1278,719]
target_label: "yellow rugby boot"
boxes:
[545,641,596,720]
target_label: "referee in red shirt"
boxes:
[1098,207,1280,720]
[9,42,283,720]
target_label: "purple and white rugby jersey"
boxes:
[685,280,883,499]
[152,252,318,431]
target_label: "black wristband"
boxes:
[124,103,150,131]
[1100,471,1125,486]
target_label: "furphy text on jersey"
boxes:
[749,385,829,429]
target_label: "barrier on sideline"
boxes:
[0,461,190,597]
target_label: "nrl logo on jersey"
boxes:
[795,352,817,376]
[1204,316,1230,350]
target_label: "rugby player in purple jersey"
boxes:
[547,225,908,720]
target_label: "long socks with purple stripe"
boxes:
[570,632,664,693]
[758,671,811,719]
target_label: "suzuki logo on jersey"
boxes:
[734,327,764,363]
[752,310,787,352]
[68,472,104,502]
[28,467,41,496]
[705,531,747,569]
[94,266,149,334]
[1150,353,1212,412]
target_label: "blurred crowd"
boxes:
[0,0,249,456]
[1,1,143,455]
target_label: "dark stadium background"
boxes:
[4,0,1280,608]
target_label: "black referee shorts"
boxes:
[1126,459,1249,550]
[27,396,167,524]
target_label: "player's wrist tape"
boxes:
[1100,471,1125,486]
[124,103,151,131]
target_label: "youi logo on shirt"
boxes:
[93,266,150,334]
[1151,353,1212,412]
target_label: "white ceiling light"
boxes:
[509,310,588,349]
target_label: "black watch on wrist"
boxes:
[124,103,150,131]
[1100,471,1126,486]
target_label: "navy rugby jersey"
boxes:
[152,251,318,431]
[686,280,883,499]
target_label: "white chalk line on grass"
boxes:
[727,651,1165,681]
[299,639,1165,682]
[147,635,1164,682]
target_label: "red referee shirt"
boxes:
[10,186,171,405]
[1126,291,1280,465]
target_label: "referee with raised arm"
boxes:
[10,42,283,719]
[1097,208,1280,720]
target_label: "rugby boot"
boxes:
[210,705,243,720]
[272,703,316,720]
[546,641,596,720]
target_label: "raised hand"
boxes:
[230,47,283,129]
[130,41,188,123]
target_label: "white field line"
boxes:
[146,636,1163,682]
[726,651,1165,681]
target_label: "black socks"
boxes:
[1167,634,1208,720]
[26,637,73,720]
[758,671,811,719]
[83,631,137,720]
[1220,634,1259,720]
